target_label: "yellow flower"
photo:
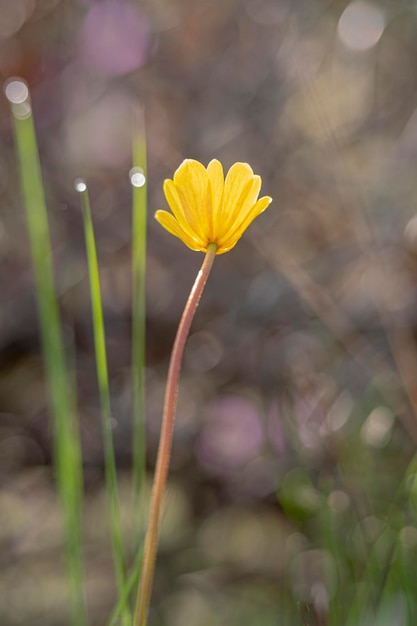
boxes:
[155,159,272,255]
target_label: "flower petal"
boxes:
[207,159,224,236]
[219,175,262,238]
[163,179,194,230]
[173,159,209,240]
[155,210,205,251]
[220,162,254,223]
[217,195,272,252]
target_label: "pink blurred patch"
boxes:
[80,1,149,76]
[196,396,264,474]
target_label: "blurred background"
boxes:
[2,0,417,624]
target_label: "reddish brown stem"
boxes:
[134,242,217,626]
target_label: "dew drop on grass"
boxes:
[74,178,87,193]
[4,78,28,104]
[4,78,32,119]
[129,166,146,188]
[337,1,385,52]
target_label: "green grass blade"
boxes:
[6,80,88,625]
[78,181,131,625]
[131,107,147,500]
[108,547,144,626]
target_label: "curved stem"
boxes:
[134,242,217,626]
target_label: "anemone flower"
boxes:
[155,158,272,254]
[135,159,271,626]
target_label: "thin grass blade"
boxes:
[6,80,88,626]
[109,547,144,626]
[130,107,147,502]
[78,181,131,625]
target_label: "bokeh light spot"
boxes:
[74,178,87,193]
[400,526,417,549]
[129,167,146,188]
[338,1,385,52]
[4,78,32,119]
[185,331,223,373]
[327,490,350,513]
[4,78,28,104]
[360,406,394,448]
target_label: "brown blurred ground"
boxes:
[1,1,417,625]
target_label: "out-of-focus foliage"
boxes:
[2,0,417,624]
